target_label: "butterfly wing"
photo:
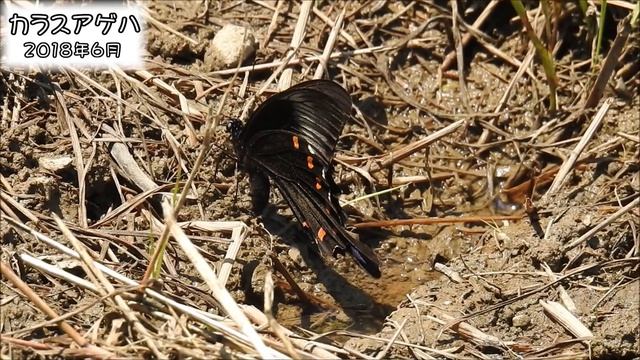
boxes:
[244,129,381,278]
[235,80,381,277]
[239,80,351,165]
[272,176,381,278]
[245,130,344,222]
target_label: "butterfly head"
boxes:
[226,118,247,160]
[226,119,244,141]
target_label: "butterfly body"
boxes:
[229,80,381,278]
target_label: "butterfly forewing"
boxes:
[240,80,351,165]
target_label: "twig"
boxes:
[475,47,536,151]
[279,0,312,90]
[313,8,345,79]
[563,197,640,251]
[354,214,522,229]
[0,336,53,351]
[210,45,390,75]
[345,119,465,182]
[375,319,407,360]
[449,0,471,112]
[583,16,631,109]
[441,0,499,71]
[545,97,612,197]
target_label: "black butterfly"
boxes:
[228,80,381,278]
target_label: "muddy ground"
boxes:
[1,1,639,359]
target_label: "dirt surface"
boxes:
[1,1,639,359]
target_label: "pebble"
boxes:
[512,313,530,328]
[288,247,307,268]
[38,155,73,173]
[204,24,256,71]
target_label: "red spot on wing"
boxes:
[317,228,326,242]
[292,136,300,149]
[306,156,314,169]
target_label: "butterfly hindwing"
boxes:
[273,177,381,278]
[246,130,344,221]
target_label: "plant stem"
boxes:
[511,0,558,111]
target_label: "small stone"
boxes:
[512,314,530,328]
[204,24,256,71]
[288,247,307,268]
[38,155,73,173]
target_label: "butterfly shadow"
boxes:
[259,206,394,332]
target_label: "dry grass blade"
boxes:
[583,16,632,109]
[353,214,522,229]
[312,6,358,47]
[375,319,407,360]
[540,300,594,339]
[241,305,341,359]
[211,44,390,76]
[435,313,504,348]
[563,197,640,251]
[449,0,471,113]
[313,8,345,80]
[541,263,577,313]
[19,253,97,292]
[434,262,463,283]
[0,190,40,224]
[279,0,312,90]
[261,0,282,49]
[140,5,198,45]
[160,200,281,359]
[264,271,299,360]
[6,216,290,358]
[217,222,249,286]
[441,0,499,71]
[0,336,54,351]
[545,97,612,197]
[52,88,87,227]
[106,123,158,192]
[0,262,109,356]
[53,214,165,358]
[344,120,465,183]
[475,47,536,151]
